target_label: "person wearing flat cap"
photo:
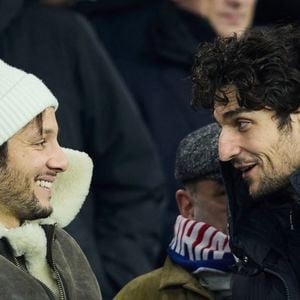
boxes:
[115,123,235,300]
[0,59,101,299]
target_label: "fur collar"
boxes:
[38,148,93,228]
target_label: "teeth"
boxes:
[37,180,52,189]
[241,165,255,172]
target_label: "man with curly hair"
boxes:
[192,24,300,299]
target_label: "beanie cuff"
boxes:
[0,74,58,145]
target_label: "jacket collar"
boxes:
[220,161,300,265]
[37,148,93,228]
[289,169,300,198]
[159,257,213,299]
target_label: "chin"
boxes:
[34,190,51,203]
[248,184,261,199]
[20,205,53,222]
[35,205,53,220]
[32,196,53,219]
[39,200,53,212]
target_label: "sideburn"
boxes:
[0,143,8,168]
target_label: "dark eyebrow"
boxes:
[42,127,59,137]
[213,106,254,126]
[43,128,54,136]
[222,107,253,121]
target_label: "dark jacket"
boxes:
[114,257,214,300]
[0,226,101,300]
[221,161,300,299]
[0,1,167,298]
[89,1,215,243]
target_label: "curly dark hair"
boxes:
[192,24,300,128]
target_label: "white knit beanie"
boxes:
[0,60,58,146]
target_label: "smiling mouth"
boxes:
[36,180,53,190]
[240,164,257,178]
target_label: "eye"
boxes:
[34,138,47,148]
[236,119,251,131]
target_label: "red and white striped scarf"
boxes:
[168,215,235,273]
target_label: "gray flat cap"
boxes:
[175,123,221,182]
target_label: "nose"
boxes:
[47,144,68,173]
[218,129,241,161]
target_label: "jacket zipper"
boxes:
[264,268,291,300]
[45,225,66,300]
[8,228,66,300]
[289,208,295,231]
[12,255,26,271]
[12,255,57,300]
[49,256,66,300]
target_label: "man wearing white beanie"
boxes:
[0,59,102,299]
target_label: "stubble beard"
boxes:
[247,169,290,199]
[247,132,298,199]
[0,165,52,223]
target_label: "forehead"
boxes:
[195,179,226,199]
[197,179,224,189]
[213,88,241,123]
[16,107,57,138]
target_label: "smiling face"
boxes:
[214,88,300,198]
[0,107,68,228]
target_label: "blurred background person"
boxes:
[0,0,168,299]
[115,123,235,300]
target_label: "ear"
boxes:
[290,110,300,121]
[176,189,194,219]
[290,111,300,132]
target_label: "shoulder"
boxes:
[21,3,94,42]
[114,268,162,300]
[53,227,84,255]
